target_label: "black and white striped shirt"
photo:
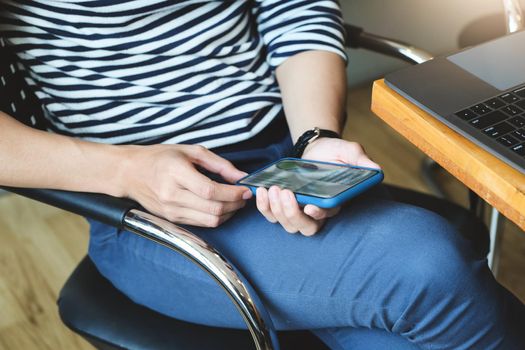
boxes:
[1,0,346,147]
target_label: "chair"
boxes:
[0,23,489,350]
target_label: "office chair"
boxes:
[0,23,490,350]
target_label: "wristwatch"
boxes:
[290,127,340,158]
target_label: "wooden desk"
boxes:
[371,79,525,232]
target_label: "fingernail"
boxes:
[242,191,252,200]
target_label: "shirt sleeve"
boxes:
[252,0,348,68]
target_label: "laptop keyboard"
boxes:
[454,85,525,159]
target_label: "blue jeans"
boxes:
[88,120,524,349]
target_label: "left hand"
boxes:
[255,137,381,236]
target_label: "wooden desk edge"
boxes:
[371,79,525,232]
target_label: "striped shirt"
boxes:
[1,0,347,147]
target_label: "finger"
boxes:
[187,145,248,183]
[256,187,277,223]
[171,189,247,216]
[268,186,296,233]
[280,190,321,236]
[163,206,236,228]
[304,205,341,220]
[178,165,252,202]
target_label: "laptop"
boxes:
[385,30,525,175]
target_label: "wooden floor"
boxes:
[0,86,523,349]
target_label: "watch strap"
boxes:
[290,127,340,158]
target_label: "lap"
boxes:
[87,191,473,330]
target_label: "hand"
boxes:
[119,144,252,227]
[302,137,380,170]
[255,138,380,236]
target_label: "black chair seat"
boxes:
[57,256,329,350]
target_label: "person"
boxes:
[0,1,523,349]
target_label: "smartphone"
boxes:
[236,158,384,208]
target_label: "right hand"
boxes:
[118,144,252,227]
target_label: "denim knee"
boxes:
[378,204,479,294]
[366,204,510,346]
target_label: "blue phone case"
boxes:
[236,158,384,208]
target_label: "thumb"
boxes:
[356,154,381,170]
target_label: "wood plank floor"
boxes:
[0,194,92,349]
[0,86,523,349]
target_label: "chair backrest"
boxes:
[0,36,49,130]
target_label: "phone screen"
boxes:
[238,159,378,198]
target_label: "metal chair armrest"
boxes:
[344,23,433,64]
[503,0,524,34]
[3,188,279,350]
[345,0,524,63]
[2,186,139,229]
